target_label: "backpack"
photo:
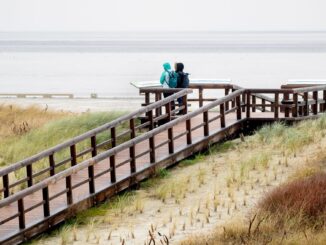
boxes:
[177,72,190,88]
[167,71,178,88]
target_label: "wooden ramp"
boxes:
[0,83,326,244]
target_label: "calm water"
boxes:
[1,32,326,98]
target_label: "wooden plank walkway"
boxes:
[1,84,326,244]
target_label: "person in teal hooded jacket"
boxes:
[160,62,175,109]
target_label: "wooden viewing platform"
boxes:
[0,83,326,244]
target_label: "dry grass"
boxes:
[180,171,326,245]
[0,104,68,139]
[260,172,326,223]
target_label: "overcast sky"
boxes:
[1,0,325,32]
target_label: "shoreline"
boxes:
[0,98,143,112]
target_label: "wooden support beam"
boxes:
[3,174,9,198]
[91,136,97,157]
[129,118,136,173]
[199,88,203,107]
[304,92,309,116]
[246,92,251,118]
[284,93,289,117]
[49,154,55,176]
[110,127,116,148]
[42,187,50,217]
[203,111,209,136]
[182,94,188,115]
[168,127,174,154]
[220,104,226,128]
[262,99,266,112]
[236,95,241,120]
[186,119,192,144]
[18,199,25,229]
[252,95,256,112]
[313,91,318,115]
[70,145,77,166]
[225,88,230,111]
[26,164,33,187]
[66,176,73,205]
[274,93,279,119]
[148,110,156,163]
[292,93,298,118]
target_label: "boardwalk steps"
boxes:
[1,83,326,244]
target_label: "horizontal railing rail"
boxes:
[0,89,192,199]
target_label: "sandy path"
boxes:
[34,132,323,245]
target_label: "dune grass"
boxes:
[0,104,68,139]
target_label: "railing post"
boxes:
[246,91,251,118]
[262,99,266,112]
[182,94,188,115]
[242,93,246,112]
[148,110,156,163]
[323,90,326,112]
[145,92,150,106]
[203,111,209,136]
[91,135,97,157]
[186,119,192,144]
[252,95,256,112]
[3,174,9,198]
[168,127,174,154]
[110,127,116,183]
[111,127,116,148]
[220,103,226,128]
[292,93,298,118]
[88,136,96,194]
[42,186,50,217]
[155,93,161,117]
[231,88,236,108]
[26,164,33,187]
[199,88,203,107]
[70,144,77,166]
[313,91,318,115]
[66,175,73,205]
[18,198,25,229]
[129,118,136,173]
[274,93,279,119]
[284,92,289,117]
[165,101,172,121]
[304,92,309,116]
[110,154,116,183]
[236,95,241,120]
[225,88,230,111]
[49,154,55,176]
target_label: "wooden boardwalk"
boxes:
[0,84,326,244]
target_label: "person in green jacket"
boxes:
[160,62,177,109]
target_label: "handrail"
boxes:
[293,84,326,93]
[0,89,192,177]
[0,89,244,208]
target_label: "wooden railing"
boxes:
[140,83,276,112]
[1,84,326,244]
[0,89,191,199]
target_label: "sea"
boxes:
[1,31,326,99]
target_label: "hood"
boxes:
[176,63,184,72]
[163,63,171,71]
